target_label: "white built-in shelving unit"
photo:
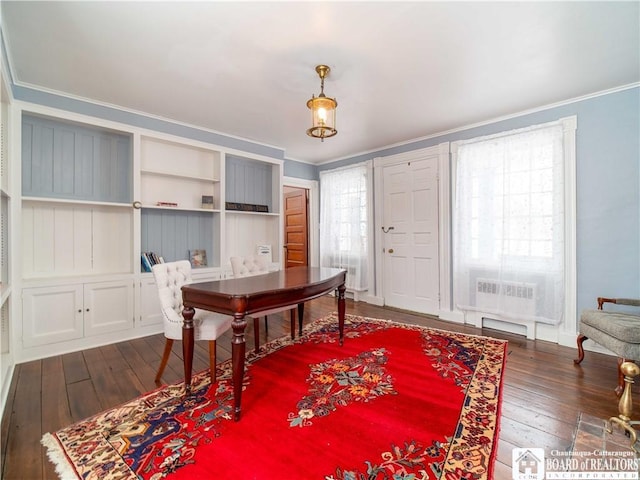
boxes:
[10,107,284,363]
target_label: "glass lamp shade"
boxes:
[306,95,337,140]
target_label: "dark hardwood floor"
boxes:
[1,296,634,479]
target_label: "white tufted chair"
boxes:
[151,260,232,385]
[230,256,297,351]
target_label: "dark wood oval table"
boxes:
[181,266,347,420]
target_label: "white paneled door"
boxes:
[381,154,440,314]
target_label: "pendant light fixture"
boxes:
[306,65,337,141]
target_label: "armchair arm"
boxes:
[597,297,640,309]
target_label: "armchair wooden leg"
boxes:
[209,340,217,383]
[574,334,588,364]
[155,338,174,386]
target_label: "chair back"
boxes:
[230,256,268,278]
[151,260,193,317]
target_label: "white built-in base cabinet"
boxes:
[139,278,164,328]
[22,280,134,348]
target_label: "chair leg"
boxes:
[574,334,588,364]
[209,340,217,383]
[155,338,174,386]
[254,318,260,353]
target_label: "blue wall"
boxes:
[319,86,640,316]
[14,78,639,319]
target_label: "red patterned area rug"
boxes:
[42,313,507,479]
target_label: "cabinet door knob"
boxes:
[132,201,142,209]
[78,309,82,313]
[86,308,90,312]
[388,248,394,254]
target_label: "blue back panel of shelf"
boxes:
[226,155,272,210]
[22,114,132,203]
[141,209,214,265]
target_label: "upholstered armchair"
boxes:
[575,297,640,395]
[151,260,232,385]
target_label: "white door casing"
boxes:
[376,146,446,315]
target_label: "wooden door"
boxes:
[283,186,309,268]
[381,156,440,314]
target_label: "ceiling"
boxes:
[2,2,639,164]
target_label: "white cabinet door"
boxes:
[23,285,84,347]
[140,277,163,327]
[84,281,134,337]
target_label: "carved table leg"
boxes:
[182,306,195,395]
[231,312,248,421]
[337,284,346,345]
[607,361,640,449]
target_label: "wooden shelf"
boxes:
[22,197,132,209]
[142,205,220,213]
[225,210,279,217]
[140,169,219,182]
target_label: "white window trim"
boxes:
[451,116,577,345]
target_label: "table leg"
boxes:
[231,312,248,421]
[289,309,296,340]
[182,306,195,395]
[297,303,305,336]
[337,284,346,345]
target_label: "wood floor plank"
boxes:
[2,296,632,480]
[493,459,514,480]
[0,361,19,475]
[99,343,131,373]
[41,355,73,480]
[498,416,573,452]
[115,341,159,393]
[3,361,43,480]
[129,335,163,364]
[61,351,90,385]
[67,378,102,422]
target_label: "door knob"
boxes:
[388,248,394,254]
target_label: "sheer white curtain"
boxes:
[319,162,370,291]
[453,121,565,324]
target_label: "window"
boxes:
[319,162,371,291]
[453,118,576,325]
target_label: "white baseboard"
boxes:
[438,310,465,324]
[358,293,384,306]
